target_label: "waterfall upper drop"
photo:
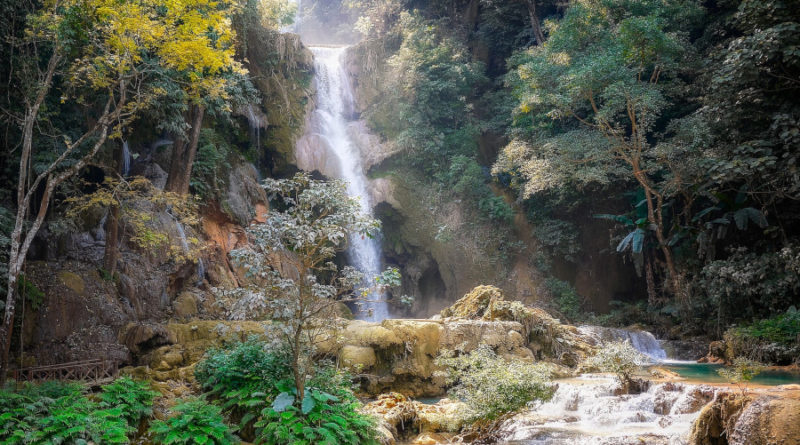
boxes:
[578,325,668,360]
[297,46,389,322]
[122,140,131,177]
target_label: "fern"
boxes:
[149,398,238,445]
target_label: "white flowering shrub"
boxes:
[214,173,396,402]
[585,340,649,386]
[435,345,555,421]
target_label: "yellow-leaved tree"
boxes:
[1,0,245,380]
[158,0,248,195]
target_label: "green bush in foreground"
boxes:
[195,340,292,431]
[149,397,239,445]
[0,378,154,444]
[436,345,555,421]
[98,376,158,428]
[254,368,379,445]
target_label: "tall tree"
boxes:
[499,0,703,304]
[1,0,245,379]
[216,174,397,401]
[159,0,244,195]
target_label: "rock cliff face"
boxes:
[690,391,800,445]
[15,29,312,370]
[119,286,592,400]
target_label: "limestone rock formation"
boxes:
[690,391,800,445]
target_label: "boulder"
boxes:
[340,345,377,370]
[173,292,199,319]
[690,393,800,445]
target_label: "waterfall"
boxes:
[173,218,204,286]
[497,376,715,444]
[246,104,261,150]
[578,326,667,360]
[122,140,131,177]
[302,46,388,321]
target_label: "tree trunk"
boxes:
[292,327,305,401]
[523,0,546,45]
[635,165,684,305]
[165,105,204,195]
[0,97,114,382]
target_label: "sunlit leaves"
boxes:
[435,345,555,421]
[64,176,201,262]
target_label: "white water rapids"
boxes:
[498,375,715,444]
[299,46,388,321]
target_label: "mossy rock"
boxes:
[340,345,377,370]
[57,271,86,296]
[173,292,199,319]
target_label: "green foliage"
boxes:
[734,308,800,347]
[190,129,233,200]
[368,12,486,174]
[585,340,649,386]
[717,357,766,395]
[531,218,581,263]
[365,11,492,203]
[701,245,800,324]
[0,378,154,444]
[98,377,158,428]
[544,278,583,322]
[195,341,292,430]
[149,398,238,445]
[435,345,555,421]
[255,369,378,445]
[478,196,514,223]
[16,275,44,312]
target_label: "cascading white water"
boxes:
[122,140,131,177]
[498,375,716,444]
[578,326,667,360]
[246,104,261,151]
[173,218,204,286]
[302,46,388,321]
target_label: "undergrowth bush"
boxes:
[149,397,238,445]
[0,378,155,444]
[585,340,649,388]
[544,278,583,322]
[734,307,800,347]
[435,345,555,421]
[254,368,378,445]
[98,376,158,428]
[724,307,800,364]
[196,341,379,445]
[195,340,292,432]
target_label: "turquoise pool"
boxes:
[662,362,800,386]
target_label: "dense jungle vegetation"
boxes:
[334,0,800,344]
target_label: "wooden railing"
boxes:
[12,359,119,385]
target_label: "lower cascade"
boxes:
[300,46,388,321]
[497,376,716,444]
[578,326,668,361]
